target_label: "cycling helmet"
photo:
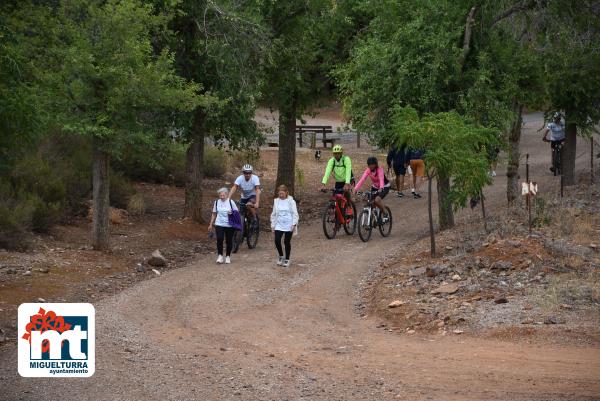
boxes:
[332,145,343,153]
[242,164,253,173]
[367,156,378,166]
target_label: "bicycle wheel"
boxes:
[246,215,260,249]
[322,203,338,239]
[358,209,372,242]
[378,206,393,237]
[343,201,357,235]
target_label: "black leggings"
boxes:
[215,226,234,256]
[274,230,292,259]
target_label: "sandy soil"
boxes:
[0,113,599,400]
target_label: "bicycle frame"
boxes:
[330,193,348,225]
[359,192,378,226]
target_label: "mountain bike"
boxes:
[320,189,356,239]
[551,141,563,176]
[544,139,564,176]
[356,191,392,242]
[233,203,260,253]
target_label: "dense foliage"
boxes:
[1,0,598,250]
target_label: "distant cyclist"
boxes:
[321,144,354,213]
[542,112,566,173]
[353,157,391,216]
[230,164,261,222]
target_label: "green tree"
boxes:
[259,0,333,194]
[336,1,480,229]
[38,0,200,249]
[391,106,498,256]
[161,0,266,221]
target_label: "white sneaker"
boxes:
[225,256,231,264]
[491,171,497,177]
[216,255,224,264]
[282,259,290,268]
[277,256,284,266]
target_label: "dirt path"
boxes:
[1,115,599,401]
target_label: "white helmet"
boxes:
[242,164,253,173]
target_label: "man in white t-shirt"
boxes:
[542,112,566,173]
[229,164,261,221]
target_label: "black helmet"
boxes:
[367,156,378,166]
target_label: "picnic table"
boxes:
[295,125,339,148]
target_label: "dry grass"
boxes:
[127,193,146,216]
[531,270,600,312]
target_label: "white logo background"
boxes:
[18,303,95,377]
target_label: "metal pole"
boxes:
[561,174,564,197]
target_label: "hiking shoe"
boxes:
[550,166,555,173]
[282,259,290,268]
[216,255,224,264]
[413,192,422,199]
[277,256,284,266]
[225,256,231,264]
[397,191,404,198]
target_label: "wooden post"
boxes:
[357,132,361,148]
[298,129,303,148]
[311,132,316,149]
[480,190,487,232]
[526,154,531,233]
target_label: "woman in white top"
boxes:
[208,187,239,264]
[270,185,299,268]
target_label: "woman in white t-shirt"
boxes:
[208,187,238,264]
[270,185,299,268]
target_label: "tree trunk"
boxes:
[562,120,577,186]
[507,101,523,205]
[427,171,436,257]
[184,109,206,223]
[437,174,454,230]
[276,105,297,195]
[92,143,110,250]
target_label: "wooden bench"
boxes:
[295,125,338,148]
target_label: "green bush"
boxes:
[113,140,187,185]
[204,146,227,178]
[12,156,67,204]
[109,171,134,209]
[0,201,33,251]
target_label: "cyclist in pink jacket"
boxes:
[353,157,391,213]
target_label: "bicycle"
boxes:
[320,189,356,239]
[232,203,260,253]
[544,139,564,176]
[356,191,392,242]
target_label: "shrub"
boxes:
[112,140,187,185]
[109,171,134,209]
[27,194,61,233]
[127,193,146,216]
[204,146,227,178]
[0,205,32,251]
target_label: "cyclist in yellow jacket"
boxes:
[321,145,354,213]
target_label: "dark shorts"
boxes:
[334,182,346,194]
[551,140,564,149]
[240,195,256,206]
[393,164,406,176]
[372,186,390,199]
